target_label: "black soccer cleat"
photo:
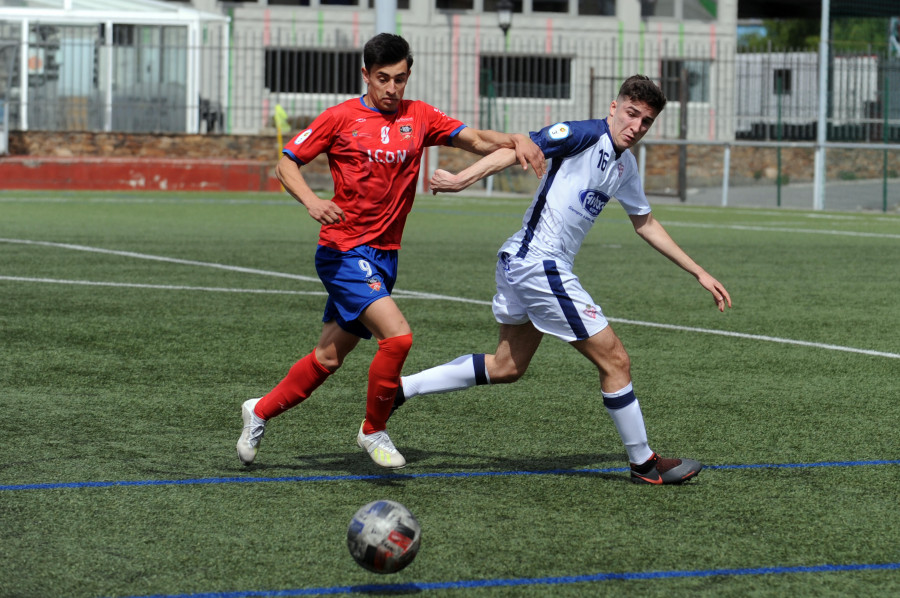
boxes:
[388,384,406,417]
[630,452,702,485]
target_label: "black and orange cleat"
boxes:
[630,452,702,485]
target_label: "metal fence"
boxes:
[3,22,900,144]
[735,50,900,143]
[1,21,899,211]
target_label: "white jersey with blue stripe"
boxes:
[498,119,651,268]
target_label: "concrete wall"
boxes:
[3,131,897,195]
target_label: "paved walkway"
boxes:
[648,179,900,212]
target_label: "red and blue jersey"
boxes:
[283,96,466,251]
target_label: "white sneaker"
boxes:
[356,420,406,469]
[237,398,266,465]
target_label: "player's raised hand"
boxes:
[512,133,545,178]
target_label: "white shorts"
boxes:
[491,252,609,342]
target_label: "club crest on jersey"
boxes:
[294,129,312,145]
[583,304,600,319]
[579,189,610,217]
[617,163,625,177]
[548,123,570,140]
[399,124,413,139]
[367,277,383,292]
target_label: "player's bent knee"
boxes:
[615,350,631,373]
[315,352,344,372]
[378,333,413,359]
[596,347,630,380]
[487,362,527,384]
[312,350,343,372]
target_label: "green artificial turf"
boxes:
[0,190,898,597]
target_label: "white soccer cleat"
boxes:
[237,398,266,465]
[356,420,406,469]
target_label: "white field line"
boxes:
[2,238,898,359]
[0,275,497,306]
[661,222,900,239]
[0,238,321,283]
[3,191,898,230]
[610,318,900,360]
[0,276,329,297]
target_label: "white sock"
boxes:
[401,354,489,399]
[602,383,653,465]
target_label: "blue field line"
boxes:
[2,459,898,492]
[118,562,900,598]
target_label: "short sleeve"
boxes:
[420,103,467,147]
[282,109,337,165]
[529,121,602,160]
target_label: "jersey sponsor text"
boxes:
[367,149,409,164]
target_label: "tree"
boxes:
[739,18,891,53]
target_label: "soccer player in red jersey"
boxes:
[236,33,544,468]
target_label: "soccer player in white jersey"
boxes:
[392,75,731,484]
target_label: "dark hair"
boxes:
[363,33,414,72]
[617,74,667,113]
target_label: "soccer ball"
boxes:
[347,499,421,574]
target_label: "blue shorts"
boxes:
[315,244,398,339]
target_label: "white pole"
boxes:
[221,20,230,134]
[19,19,28,131]
[813,0,830,210]
[721,144,731,207]
[104,21,113,132]
[186,22,199,134]
[638,144,647,189]
[375,0,397,35]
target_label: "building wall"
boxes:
[223,0,738,140]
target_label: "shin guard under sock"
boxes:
[363,333,413,434]
[255,350,331,420]
[400,353,489,399]
[602,382,653,465]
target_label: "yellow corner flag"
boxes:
[274,104,290,155]
[274,104,290,191]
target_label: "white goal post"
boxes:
[0,41,17,155]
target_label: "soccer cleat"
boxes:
[236,398,266,465]
[630,452,702,485]
[357,421,406,469]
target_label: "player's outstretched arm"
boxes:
[629,213,732,312]
[276,155,345,224]
[430,148,518,194]
[452,128,545,178]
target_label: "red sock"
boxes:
[255,350,331,420]
[363,334,413,434]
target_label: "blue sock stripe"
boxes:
[603,389,636,410]
[472,353,488,385]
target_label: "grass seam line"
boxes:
[111,561,900,597]
[3,459,898,492]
